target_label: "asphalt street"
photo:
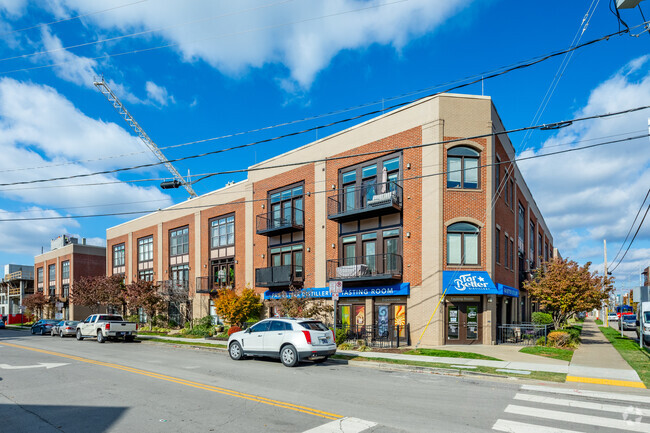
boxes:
[0,329,648,433]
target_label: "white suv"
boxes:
[228,318,336,367]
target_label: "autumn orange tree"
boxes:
[523,257,613,329]
[22,292,50,319]
[213,287,263,326]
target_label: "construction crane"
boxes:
[93,77,198,198]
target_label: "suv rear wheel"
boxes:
[280,344,298,367]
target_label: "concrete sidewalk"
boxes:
[566,318,644,388]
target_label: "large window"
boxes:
[504,235,509,269]
[138,236,153,264]
[510,239,515,269]
[113,244,125,267]
[269,185,304,227]
[269,244,303,278]
[447,222,479,265]
[212,258,235,288]
[211,215,235,248]
[496,228,501,264]
[529,221,535,267]
[48,264,56,285]
[170,226,189,256]
[61,261,70,280]
[138,269,154,282]
[538,233,543,263]
[170,264,189,283]
[447,146,479,189]
[339,154,401,211]
[518,203,525,253]
[37,267,43,285]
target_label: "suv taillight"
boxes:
[331,330,336,343]
[136,323,139,331]
[105,323,110,330]
[302,330,312,344]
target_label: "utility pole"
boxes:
[603,239,609,326]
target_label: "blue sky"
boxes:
[0,0,648,295]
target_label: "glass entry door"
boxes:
[446,302,481,344]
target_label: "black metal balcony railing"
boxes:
[256,207,304,235]
[327,182,402,222]
[255,264,304,288]
[326,253,402,282]
[195,276,234,294]
[157,280,190,296]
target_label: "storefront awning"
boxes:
[496,283,519,298]
[263,282,410,300]
[442,271,498,295]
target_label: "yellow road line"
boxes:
[0,341,342,420]
[566,375,646,389]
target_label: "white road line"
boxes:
[302,417,377,433]
[521,385,650,405]
[514,393,650,417]
[492,419,584,433]
[504,405,650,432]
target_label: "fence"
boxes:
[335,323,410,348]
[497,323,551,345]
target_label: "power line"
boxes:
[609,199,650,272]
[1,23,646,176]
[2,104,647,188]
[0,0,408,75]
[0,0,148,37]
[0,0,294,64]
[1,132,646,222]
[608,187,650,269]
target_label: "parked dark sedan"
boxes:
[31,319,60,335]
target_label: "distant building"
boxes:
[0,264,34,317]
[34,236,105,320]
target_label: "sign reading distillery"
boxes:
[263,282,410,300]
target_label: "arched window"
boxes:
[447,222,479,265]
[447,146,479,189]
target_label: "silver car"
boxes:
[228,318,336,367]
[51,320,80,338]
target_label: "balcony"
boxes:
[327,253,403,283]
[327,182,402,222]
[195,276,234,294]
[255,265,304,288]
[256,207,304,236]
[157,280,190,297]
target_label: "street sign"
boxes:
[329,281,343,294]
[332,293,339,301]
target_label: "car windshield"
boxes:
[645,312,650,322]
[623,315,636,321]
[299,321,328,331]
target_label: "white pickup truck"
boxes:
[76,314,138,343]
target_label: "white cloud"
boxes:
[0,207,78,255]
[47,0,468,89]
[0,0,28,17]
[0,77,173,214]
[145,81,175,106]
[520,56,650,284]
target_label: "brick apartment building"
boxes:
[106,93,554,346]
[34,235,106,320]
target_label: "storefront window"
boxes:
[448,306,459,340]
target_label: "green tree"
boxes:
[524,257,613,329]
[213,287,263,326]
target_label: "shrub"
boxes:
[125,314,140,324]
[563,325,582,347]
[337,342,352,350]
[357,345,372,352]
[228,325,242,336]
[535,337,546,346]
[547,331,570,347]
[532,312,553,326]
[335,328,348,344]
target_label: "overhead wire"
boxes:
[608,187,650,269]
[0,0,149,37]
[609,197,650,272]
[1,132,647,222]
[1,22,647,176]
[1,103,647,188]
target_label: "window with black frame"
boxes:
[340,155,400,212]
[170,227,189,257]
[211,215,235,248]
[113,243,125,268]
[269,185,303,228]
[447,222,479,266]
[447,146,479,189]
[48,264,56,296]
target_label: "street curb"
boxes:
[566,375,646,389]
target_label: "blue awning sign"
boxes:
[263,282,410,300]
[442,271,498,295]
[497,283,519,298]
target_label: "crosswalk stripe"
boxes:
[504,405,650,432]
[514,393,650,417]
[302,417,377,433]
[521,385,650,404]
[492,419,584,433]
